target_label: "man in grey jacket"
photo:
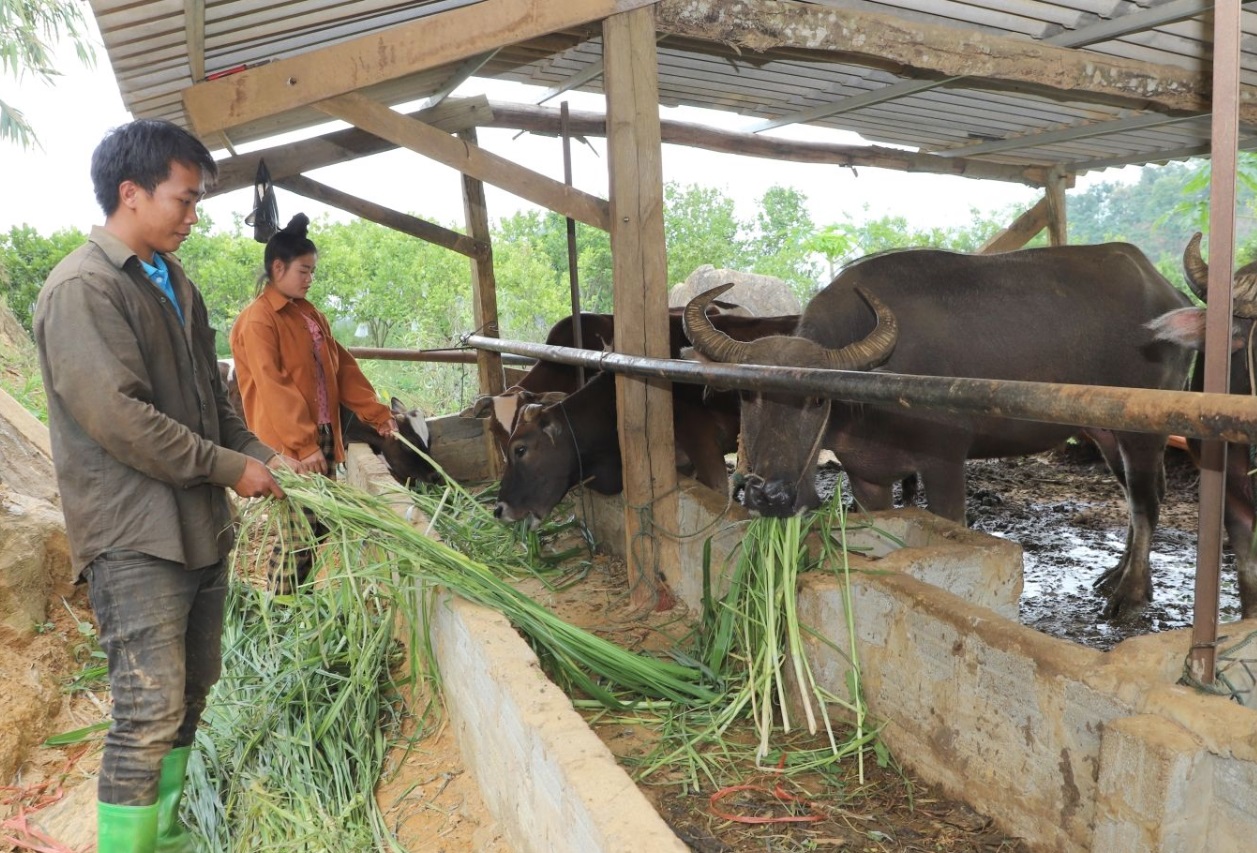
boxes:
[34,119,290,851]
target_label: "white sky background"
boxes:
[0,22,1141,239]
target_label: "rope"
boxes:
[1179,629,1257,704]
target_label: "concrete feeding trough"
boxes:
[356,414,1257,853]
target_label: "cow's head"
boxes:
[1148,233,1257,393]
[683,283,898,517]
[493,399,585,527]
[469,387,568,462]
[382,397,442,487]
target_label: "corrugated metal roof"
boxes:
[87,0,1257,180]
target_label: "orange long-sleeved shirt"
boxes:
[230,284,392,462]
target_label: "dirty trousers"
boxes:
[85,551,227,805]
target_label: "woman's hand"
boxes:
[267,454,304,473]
[376,419,398,439]
[298,449,329,475]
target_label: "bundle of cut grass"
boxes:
[630,502,882,791]
[183,560,407,849]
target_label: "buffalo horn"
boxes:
[1183,232,1208,301]
[685,282,898,370]
[1182,231,1257,318]
[683,282,755,364]
[824,288,898,370]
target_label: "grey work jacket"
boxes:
[34,226,274,573]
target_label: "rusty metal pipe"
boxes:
[464,334,1257,444]
[349,346,533,366]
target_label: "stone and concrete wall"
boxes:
[576,479,1257,853]
[347,444,687,853]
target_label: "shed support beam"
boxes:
[210,97,1048,200]
[655,0,1257,126]
[1191,0,1244,685]
[979,198,1051,254]
[275,175,489,259]
[182,0,656,135]
[313,93,611,230]
[207,98,493,198]
[1045,169,1068,247]
[604,6,680,612]
[459,127,506,477]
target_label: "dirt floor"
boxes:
[2,443,1235,852]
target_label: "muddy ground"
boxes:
[964,446,1238,650]
[815,443,1241,651]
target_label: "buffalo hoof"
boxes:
[1101,590,1152,621]
[1092,553,1132,596]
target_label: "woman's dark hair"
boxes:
[259,214,318,291]
[90,119,218,216]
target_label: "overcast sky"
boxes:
[0,22,1137,240]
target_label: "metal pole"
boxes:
[463,334,1257,445]
[348,347,533,366]
[561,101,586,387]
[1190,0,1243,685]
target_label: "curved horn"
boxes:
[1234,268,1257,319]
[1183,231,1208,301]
[683,283,757,364]
[824,288,899,370]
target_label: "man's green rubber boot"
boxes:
[97,801,158,852]
[155,746,196,852]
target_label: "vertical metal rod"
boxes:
[561,101,586,387]
[1190,0,1242,685]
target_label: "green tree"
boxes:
[663,182,746,286]
[0,224,84,330]
[0,0,96,147]
[497,210,613,315]
[178,215,264,353]
[745,186,823,298]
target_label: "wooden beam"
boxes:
[459,128,506,445]
[207,97,494,198]
[182,0,656,135]
[655,0,1257,126]
[314,93,611,230]
[183,0,205,82]
[604,7,680,612]
[274,175,489,260]
[1045,169,1068,247]
[486,102,1051,185]
[979,197,1051,254]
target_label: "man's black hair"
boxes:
[90,119,218,216]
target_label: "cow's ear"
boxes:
[520,403,544,423]
[391,396,406,415]
[538,391,568,405]
[468,396,494,418]
[542,416,563,445]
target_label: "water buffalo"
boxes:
[490,311,807,525]
[1146,233,1257,617]
[684,243,1195,618]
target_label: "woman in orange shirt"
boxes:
[230,213,396,590]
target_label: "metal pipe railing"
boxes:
[348,346,534,366]
[463,334,1257,444]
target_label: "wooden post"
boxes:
[1045,167,1068,246]
[603,6,680,611]
[460,128,505,475]
[1190,0,1243,686]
